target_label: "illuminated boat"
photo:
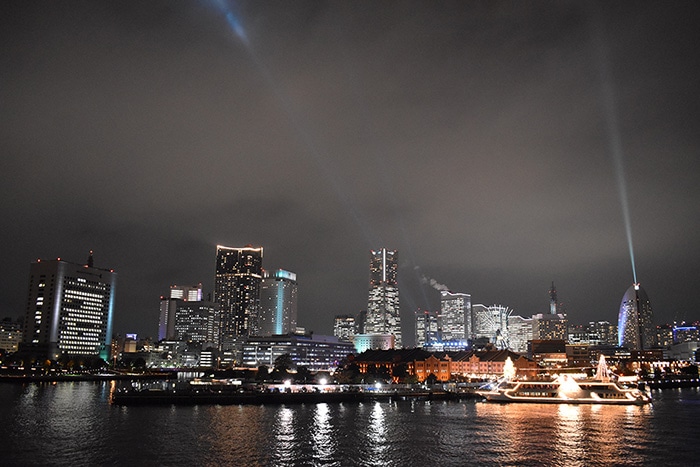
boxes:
[477,355,651,405]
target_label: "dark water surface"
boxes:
[0,382,697,466]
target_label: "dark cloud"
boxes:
[2,1,699,344]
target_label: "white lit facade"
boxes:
[365,249,401,347]
[440,291,471,341]
[22,256,116,361]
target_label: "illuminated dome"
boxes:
[617,284,654,350]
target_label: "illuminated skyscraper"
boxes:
[333,315,357,342]
[365,248,401,347]
[618,283,654,350]
[214,245,263,346]
[21,252,116,361]
[259,269,298,336]
[440,290,471,341]
[415,309,439,347]
[169,283,202,301]
[159,283,204,341]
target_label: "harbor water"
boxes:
[0,382,697,466]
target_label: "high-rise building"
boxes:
[532,313,568,341]
[472,304,511,349]
[174,300,219,346]
[549,281,559,314]
[440,291,471,341]
[170,283,202,301]
[0,317,22,353]
[365,249,401,347]
[259,269,298,336]
[333,315,357,342]
[415,309,440,347]
[21,252,116,361]
[618,283,654,350]
[214,245,263,346]
[507,315,533,353]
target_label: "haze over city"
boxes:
[1,1,699,344]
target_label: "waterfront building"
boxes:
[333,315,357,342]
[673,325,700,344]
[241,334,354,372]
[528,339,567,368]
[568,321,618,346]
[158,297,178,341]
[618,283,654,350]
[365,249,401,347]
[656,324,674,347]
[507,315,534,353]
[214,245,263,346]
[21,252,116,361]
[174,300,219,346]
[440,291,471,342]
[351,333,395,353]
[472,304,511,349]
[258,269,298,336]
[0,317,22,353]
[415,309,440,347]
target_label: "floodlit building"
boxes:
[214,245,263,346]
[507,315,534,353]
[440,291,471,341]
[351,333,395,353]
[21,252,116,361]
[472,304,511,349]
[618,283,654,350]
[259,269,298,336]
[365,249,401,347]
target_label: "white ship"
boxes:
[477,355,651,405]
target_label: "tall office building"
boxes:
[440,290,471,341]
[214,245,263,346]
[259,269,298,336]
[549,281,559,314]
[159,283,204,341]
[618,283,654,350]
[21,252,116,361]
[174,300,219,346]
[507,315,534,353]
[170,283,202,301]
[365,248,401,347]
[415,309,440,347]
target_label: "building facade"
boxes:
[472,304,511,349]
[365,249,401,347]
[21,254,116,361]
[241,334,354,372]
[618,283,654,350]
[440,291,471,342]
[214,245,263,346]
[258,269,298,336]
[174,300,219,346]
[415,309,440,347]
[333,315,357,342]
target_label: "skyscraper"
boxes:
[333,315,356,342]
[159,283,204,341]
[214,245,263,346]
[259,269,298,336]
[415,309,440,347]
[365,248,401,347]
[439,290,471,341]
[618,283,654,350]
[21,252,116,361]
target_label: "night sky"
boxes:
[2,1,699,345]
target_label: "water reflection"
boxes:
[312,403,336,465]
[365,401,388,464]
[272,406,296,466]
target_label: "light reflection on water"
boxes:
[0,384,698,466]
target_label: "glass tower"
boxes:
[259,269,298,336]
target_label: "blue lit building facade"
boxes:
[259,269,298,336]
[618,283,654,350]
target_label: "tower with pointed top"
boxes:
[549,281,558,314]
[618,283,654,350]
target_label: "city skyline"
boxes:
[1,2,699,342]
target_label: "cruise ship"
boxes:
[477,356,651,405]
